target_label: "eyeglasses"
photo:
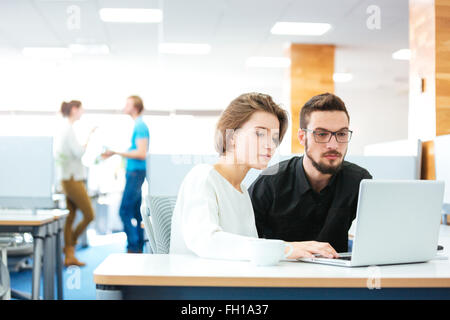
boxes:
[302,128,353,143]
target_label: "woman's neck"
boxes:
[68,117,77,125]
[214,156,250,192]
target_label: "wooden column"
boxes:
[411,0,450,178]
[409,0,450,140]
[411,0,450,225]
[289,44,335,154]
[409,0,436,141]
[421,140,436,180]
[435,0,450,136]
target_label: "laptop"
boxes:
[298,180,445,267]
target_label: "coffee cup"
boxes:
[249,239,293,266]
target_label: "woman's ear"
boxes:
[225,128,237,152]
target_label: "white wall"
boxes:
[336,87,409,155]
[0,45,410,156]
[334,47,409,155]
[0,54,287,112]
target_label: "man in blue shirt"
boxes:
[102,95,149,253]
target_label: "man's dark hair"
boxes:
[299,93,349,129]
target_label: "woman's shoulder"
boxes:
[184,163,215,182]
[55,121,73,143]
[178,164,216,196]
[181,163,215,183]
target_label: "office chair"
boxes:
[140,199,157,254]
[141,196,177,254]
[0,238,12,300]
[1,233,34,273]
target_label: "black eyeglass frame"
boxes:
[302,128,353,143]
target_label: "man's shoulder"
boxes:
[256,156,301,183]
[341,160,372,180]
[134,118,149,134]
[136,118,149,128]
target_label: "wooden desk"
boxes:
[94,226,450,300]
[0,210,69,300]
[0,215,54,226]
[0,213,53,300]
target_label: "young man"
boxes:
[102,95,149,253]
[248,93,372,254]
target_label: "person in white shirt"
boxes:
[55,100,95,266]
[170,93,340,261]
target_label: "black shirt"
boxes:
[248,156,372,252]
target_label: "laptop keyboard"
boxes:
[313,255,352,260]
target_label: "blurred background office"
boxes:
[0,0,449,300]
[0,1,414,155]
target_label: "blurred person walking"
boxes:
[55,100,95,266]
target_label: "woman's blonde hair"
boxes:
[214,93,288,155]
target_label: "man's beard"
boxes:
[305,138,345,175]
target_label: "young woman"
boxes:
[170,93,339,260]
[55,100,95,266]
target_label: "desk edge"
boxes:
[93,274,450,288]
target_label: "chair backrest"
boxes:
[0,247,11,300]
[140,201,157,254]
[141,195,177,254]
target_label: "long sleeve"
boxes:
[349,168,374,235]
[351,169,373,220]
[171,165,257,261]
[66,128,85,160]
[55,122,87,180]
[248,175,274,239]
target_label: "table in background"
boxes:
[0,209,68,300]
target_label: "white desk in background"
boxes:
[94,226,450,300]
[0,209,68,300]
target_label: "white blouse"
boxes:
[54,120,87,181]
[170,164,258,260]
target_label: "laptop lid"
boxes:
[350,180,444,266]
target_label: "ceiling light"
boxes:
[69,44,110,55]
[392,49,410,60]
[22,47,72,59]
[99,8,163,23]
[158,43,211,55]
[333,72,353,83]
[245,56,291,68]
[271,22,331,36]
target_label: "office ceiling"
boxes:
[0,0,409,111]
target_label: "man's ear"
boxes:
[298,128,306,147]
